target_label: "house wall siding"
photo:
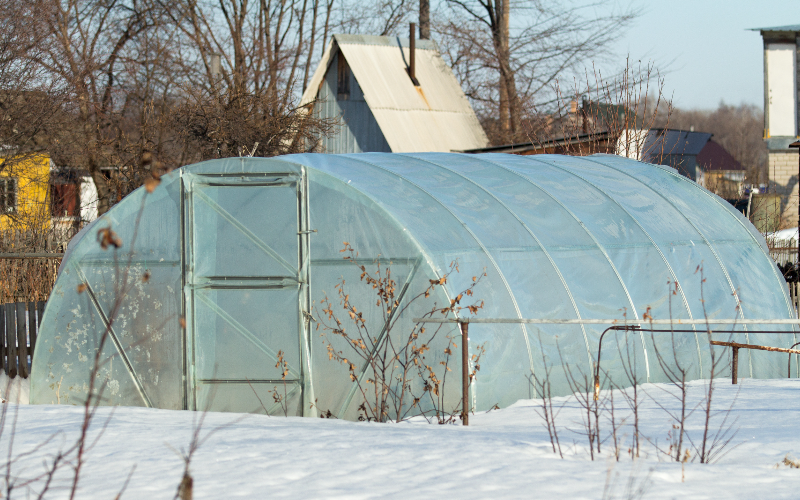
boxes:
[314,52,391,154]
[0,154,51,231]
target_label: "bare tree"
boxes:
[167,0,334,160]
[18,0,173,215]
[0,1,65,173]
[438,0,638,144]
[0,0,335,218]
[331,0,414,37]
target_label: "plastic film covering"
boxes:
[30,153,798,415]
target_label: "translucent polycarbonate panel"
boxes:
[297,154,532,406]
[196,381,302,415]
[190,182,299,279]
[529,155,728,379]
[31,177,183,409]
[307,169,422,261]
[586,154,796,378]
[308,262,414,414]
[77,262,183,407]
[712,242,798,377]
[307,260,466,420]
[590,154,791,313]
[186,157,304,176]
[472,156,649,381]
[192,287,301,381]
[363,154,533,252]
[292,154,478,254]
[31,264,149,407]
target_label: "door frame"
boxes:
[179,168,315,415]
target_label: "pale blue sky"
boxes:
[605,0,795,110]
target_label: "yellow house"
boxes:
[0,153,52,231]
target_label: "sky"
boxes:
[604,0,796,110]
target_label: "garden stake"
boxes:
[461,320,469,426]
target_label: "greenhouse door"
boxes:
[181,170,313,415]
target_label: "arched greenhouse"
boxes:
[31,153,798,418]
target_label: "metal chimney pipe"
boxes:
[409,23,416,83]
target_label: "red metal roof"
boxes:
[696,140,743,171]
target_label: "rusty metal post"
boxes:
[5,303,16,377]
[460,320,469,426]
[731,346,739,385]
[27,301,35,358]
[15,303,27,378]
[409,23,416,82]
[790,342,800,378]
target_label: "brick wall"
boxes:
[769,149,800,228]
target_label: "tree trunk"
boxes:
[499,71,509,135]
[89,159,112,216]
[302,0,320,92]
[493,0,513,137]
[419,0,430,39]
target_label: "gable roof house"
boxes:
[640,128,713,181]
[300,34,489,153]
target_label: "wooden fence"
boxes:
[0,301,45,379]
[789,282,800,319]
[769,245,798,267]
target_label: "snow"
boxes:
[0,373,30,404]
[1,378,799,498]
[768,227,799,244]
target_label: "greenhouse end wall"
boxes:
[30,153,799,418]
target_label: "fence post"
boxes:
[37,301,45,328]
[5,303,16,378]
[460,320,469,426]
[27,301,35,358]
[15,303,27,378]
[0,306,4,374]
[731,346,739,385]
[795,282,799,317]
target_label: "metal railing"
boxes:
[413,317,800,423]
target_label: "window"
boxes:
[51,182,80,218]
[337,54,350,100]
[0,178,16,213]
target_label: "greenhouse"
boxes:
[30,153,797,418]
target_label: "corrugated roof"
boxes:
[301,35,488,152]
[750,24,800,32]
[641,129,712,161]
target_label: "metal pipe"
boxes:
[593,327,798,397]
[409,23,416,84]
[594,325,640,400]
[709,340,800,354]
[460,320,469,426]
[414,318,800,325]
[732,346,739,384]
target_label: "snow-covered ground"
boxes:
[0,373,30,404]
[0,378,798,499]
